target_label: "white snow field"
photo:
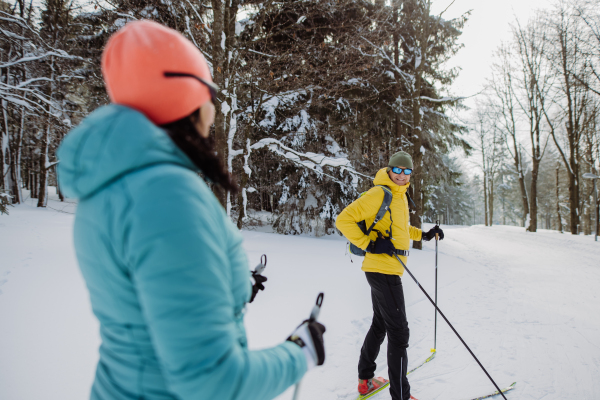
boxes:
[1,200,600,400]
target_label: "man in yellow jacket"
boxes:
[336,151,444,400]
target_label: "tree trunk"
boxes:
[211,0,227,207]
[489,178,494,225]
[584,196,592,235]
[515,149,529,227]
[410,39,425,248]
[483,172,488,226]
[11,106,25,204]
[10,146,19,203]
[410,84,423,249]
[528,158,540,232]
[37,125,50,207]
[33,171,38,199]
[502,193,506,225]
[57,164,64,202]
[236,139,249,230]
[568,152,579,234]
[558,25,581,235]
[556,164,563,233]
[1,99,10,192]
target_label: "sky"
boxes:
[430,0,552,113]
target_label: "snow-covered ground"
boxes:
[1,199,600,400]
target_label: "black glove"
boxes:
[287,320,326,368]
[249,271,267,303]
[366,236,396,256]
[422,226,444,241]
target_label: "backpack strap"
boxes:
[364,185,393,236]
[406,192,417,214]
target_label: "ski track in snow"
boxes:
[1,202,600,400]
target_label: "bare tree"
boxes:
[540,2,592,234]
[513,15,553,232]
[491,43,530,227]
[472,103,504,226]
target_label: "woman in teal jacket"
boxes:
[58,21,324,400]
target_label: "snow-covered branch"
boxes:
[0,51,80,69]
[250,137,370,187]
[420,95,464,103]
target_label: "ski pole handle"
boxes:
[435,220,440,241]
[309,292,324,322]
[254,254,267,275]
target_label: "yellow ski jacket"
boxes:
[336,168,422,276]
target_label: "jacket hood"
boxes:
[57,104,196,199]
[373,168,410,194]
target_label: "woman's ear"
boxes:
[197,102,215,138]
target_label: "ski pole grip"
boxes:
[309,292,324,322]
[254,254,267,275]
[316,292,324,307]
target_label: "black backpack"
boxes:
[347,185,416,257]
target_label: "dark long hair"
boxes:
[161,108,238,194]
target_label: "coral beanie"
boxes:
[102,20,213,125]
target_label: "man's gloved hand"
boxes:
[249,271,267,303]
[287,320,326,370]
[366,236,396,256]
[422,226,444,241]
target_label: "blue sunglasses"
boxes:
[390,167,413,175]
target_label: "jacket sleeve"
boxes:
[409,226,422,241]
[124,168,306,400]
[335,187,385,250]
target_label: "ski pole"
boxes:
[292,293,324,400]
[394,255,507,400]
[434,220,439,351]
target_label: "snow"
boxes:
[221,100,231,116]
[257,90,306,129]
[325,135,346,157]
[1,204,600,400]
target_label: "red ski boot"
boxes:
[357,377,389,396]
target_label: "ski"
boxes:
[353,351,437,400]
[468,382,516,400]
[407,349,436,375]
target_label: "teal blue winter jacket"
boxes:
[57,105,306,400]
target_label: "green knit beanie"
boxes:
[388,151,413,169]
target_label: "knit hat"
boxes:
[101,20,213,125]
[388,151,413,169]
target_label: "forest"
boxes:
[1,0,599,244]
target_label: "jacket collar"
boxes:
[373,168,410,195]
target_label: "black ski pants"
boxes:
[358,272,410,400]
